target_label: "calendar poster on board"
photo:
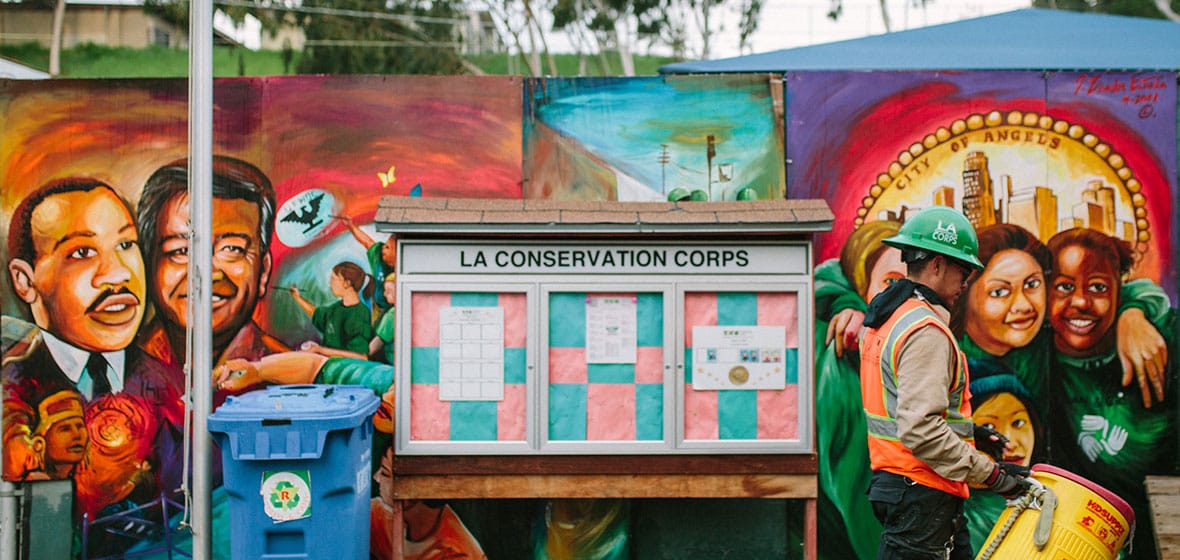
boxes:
[439,306,505,401]
[585,296,638,364]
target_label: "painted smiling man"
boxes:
[3,178,184,555]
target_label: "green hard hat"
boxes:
[882,206,984,269]
[689,189,710,201]
[667,188,692,202]
[735,188,757,201]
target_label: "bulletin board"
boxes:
[400,285,536,454]
[679,286,806,452]
[394,241,815,456]
[542,288,670,454]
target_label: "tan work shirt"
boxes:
[893,299,995,486]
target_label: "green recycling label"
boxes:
[260,470,311,522]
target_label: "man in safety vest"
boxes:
[859,206,1031,559]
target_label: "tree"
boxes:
[827,0,934,33]
[486,0,559,76]
[735,0,763,54]
[1033,0,1180,22]
[291,0,469,74]
[7,0,67,75]
[49,0,65,75]
[685,0,725,59]
[551,0,670,74]
[146,0,472,74]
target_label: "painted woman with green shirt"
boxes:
[813,219,903,559]
[950,224,1169,411]
[290,261,375,356]
[816,220,1171,559]
[371,273,396,364]
[1045,228,1176,560]
[963,361,1044,554]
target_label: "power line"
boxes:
[304,39,463,48]
[212,0,467,26]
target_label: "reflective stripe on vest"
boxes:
[861,298,974,498]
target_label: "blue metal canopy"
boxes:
[660,9,1180,73]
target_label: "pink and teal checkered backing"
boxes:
[409,292,528,442]
[548,292,664,441]
[684,292,799,440]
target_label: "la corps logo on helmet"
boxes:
[931,220,958,245]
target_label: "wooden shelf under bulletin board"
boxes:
[374,197,834,560]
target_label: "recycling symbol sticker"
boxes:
[260,470,311,522]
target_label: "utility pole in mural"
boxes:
[659,143,670,195]
[706,133,716,199]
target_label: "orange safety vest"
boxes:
[860,297,975,498]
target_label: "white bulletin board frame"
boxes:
[394,240,816,456]
[396,281,538,455]
[539,283,676,455]
[675,281,814,454]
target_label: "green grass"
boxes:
[1,43,296,77]
[0,42,682,78]
[466,52,680,76]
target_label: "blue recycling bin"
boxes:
[208,384,380,560]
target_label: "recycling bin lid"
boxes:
[208,384,379,430]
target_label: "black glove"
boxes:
[984,463,1032,500]
[973,424,1009,461]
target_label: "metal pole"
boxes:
[188,0,214,558]
[0,480,17,560]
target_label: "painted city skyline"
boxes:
[878,149,1139,248]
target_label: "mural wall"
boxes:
[4,68,1175,559]
[788,70,1179,560]
[0,74,789,558]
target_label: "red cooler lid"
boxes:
[1031,463,1135,525]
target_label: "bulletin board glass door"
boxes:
[541,287,673,454]
[677,283,813,453]
[397,284,536,454]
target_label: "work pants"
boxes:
[869,470,971,560]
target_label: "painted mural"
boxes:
[0,75,520,558]
[787,70,1179,560]
[523,74,786,202]
[12,68,1173,560]
[0,74,790,559]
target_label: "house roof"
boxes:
[660,9,1180,74]
[0,57,48,79]
[373,197,833,238]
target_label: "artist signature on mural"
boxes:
[1074,73,1167,116]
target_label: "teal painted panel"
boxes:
[504,348,527,384]
[450,292,501,307]
[549,292,586,347]
[636,383,664,440]
[549,383,587,440]
[450,401,498,440]
[718,390,758,439]
[587,363,635,384]
[410,347,440,384]
[785,348,799,384]
[636,293,664,347]
[717,293,757,326]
